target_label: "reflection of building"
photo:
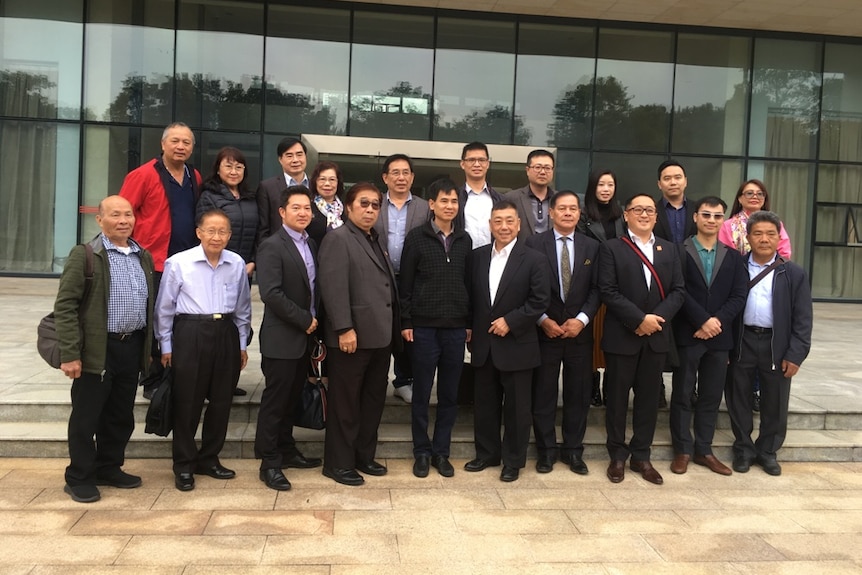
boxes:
[1,0,861,299]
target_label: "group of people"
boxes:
[53,122,812,503]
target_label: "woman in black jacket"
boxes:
[197,146,258,279]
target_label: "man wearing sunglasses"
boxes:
[669,197,748,476]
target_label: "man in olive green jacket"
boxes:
[54,195,155,503]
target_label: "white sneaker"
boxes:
[394,384,413,404]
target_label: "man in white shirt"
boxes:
[455,142,503,247]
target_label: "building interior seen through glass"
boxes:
[1,0,862,299]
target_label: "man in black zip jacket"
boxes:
[399,178,473,479]
[726,210,812,477]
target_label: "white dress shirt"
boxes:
[489,238,516,305]
[743,255,776,328]
[627,231,656,290]
[464,184,494,248]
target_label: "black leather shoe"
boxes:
[756,455,782,476]
[64,483,100,503]
[431,455,455,477]
[356,460,387,476]
[233,387,247,396]
[630,459,663,485]
[500,465,520,482]
[323,467,364,486]
[175,473,195,491]
[282,454,323,469]
[658,382,668,408]
[260,468,291,491]
[95,470,142,489]
[569,457,589,475]
[752,390,761,412]
[197,463,235,480]
[464,458,501,472]
[413,455,430,478]
[536,455,555,474]
[607,460,625,483]
[732,455,754,473]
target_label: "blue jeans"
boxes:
[410,327,466,457]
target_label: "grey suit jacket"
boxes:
[507,185,555,241]
[373,193,431,257]
[319,220,399,350]
[256,175,289,245]
[256,227,318,360]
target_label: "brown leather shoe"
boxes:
[630,459,663,485]
[670,453,690,474]
[693,454,732,476]
[606,460,625,483]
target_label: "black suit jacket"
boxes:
[673,238,748,351]
[256,175,289,245]
[256,227,318,360]
[654,197,696,244]
[525,230,601,344]
[454,183,504,235]
[469,240,550,372]
[598,235,685,355]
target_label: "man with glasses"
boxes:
[599,194,685,485]
[155,209,252,492]
[508,149,557,241]
[456,142,503,248]
[374,154,430,404]
[669,197,747,476]
[258,137,310,242]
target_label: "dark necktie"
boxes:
[560,236,572,297]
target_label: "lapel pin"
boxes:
[656,246,663,251]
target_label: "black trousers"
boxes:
[670,342,728,456]
[473,360,533,469]
[255,356,307,470]
[604,343,666,462]
[66,332,144,486]
[324,346,390,470]
[533,337,592,459]
[171,316,240,475]
[726,329,792,460]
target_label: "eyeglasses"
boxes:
[358,198,381,210]
[199,228,230,238]
[222,163,245,173]
[698,212,725,220]
[387,170,412,178]
[626,206,657,216]
[742,191,765,199]
[463,157,489,165]
[529,164,554,173]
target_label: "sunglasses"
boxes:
[358,198,381,210]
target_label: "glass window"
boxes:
[265,6,349,135]
[672,34,750,156]
[748,160,814,267]
[175,0,264,131]
[591,152,666,200]
[821,43,862,162]
[813,164,862,298]
[84,0,175,125]
[0,0,83,120]
[516,23,595,148]
[594,29,674,153]
[349,12,434,141]
[0,120,80,272]
[433,17,517,144]
[554,149,591,195]
[196,131,262,190]
[749,39,821,160]
[812,247,862,298]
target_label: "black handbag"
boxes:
[37,244,94,369]
[145,365,173,437]
[294,337,327,430]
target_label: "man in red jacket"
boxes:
[120,122,202,280]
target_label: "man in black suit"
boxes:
[254,186,322,491]
[508,149,556,242]
[466,199,550,482]
[456,141,503,248]
[599,193,685,485]
[525,190,600,475]
[670,196,747,476]
[257,137,310,243]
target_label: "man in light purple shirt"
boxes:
[155,209,252,492]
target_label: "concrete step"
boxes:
[1,420,860,462]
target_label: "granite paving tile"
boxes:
[644,533,788,562]
[781,509,862,532]
[27,487,162,510]
[760,533,862,560]
[566,509,689,534]
[389,487,504,510]
[601,488,720,510]
[273,488,392,510]
[332,566,607,575]
[731,560,862,574]
[521,533,662,562]
[495,488,614,510]
[151,488,277,511]
[673,509,808,533]
[204,509,333,535]
[0,509,83,534]
[70,510,212,535]
[0,535,130,564]
[115,535,265,565]
[451,509,576,534]
[602,563,741,575]
[333,508,454,534]
[396,533,534,563]
[262,534,398,564]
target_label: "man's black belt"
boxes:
[176,313,234,321]
[744,325,772,334]
[107,330,144,341]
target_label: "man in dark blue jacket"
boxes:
[670,197,747,476]
[726,211,812,476]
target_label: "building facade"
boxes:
[1,0,861,299]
